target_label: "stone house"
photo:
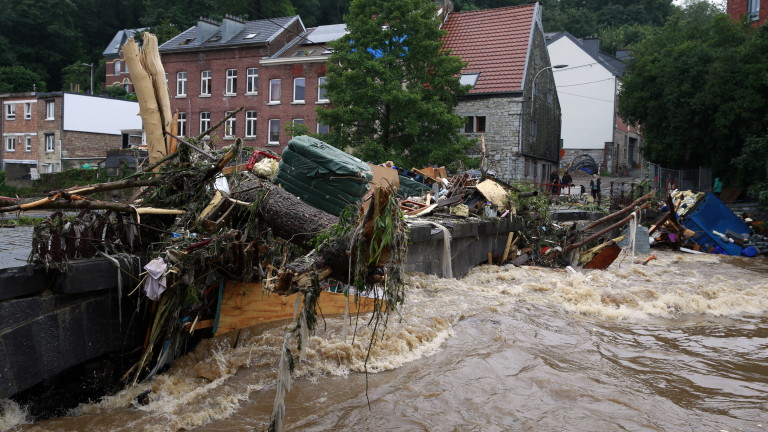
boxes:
[0,92,141,182]
[158,15,308,151]
[546,32,641,175]
[103,28,148,94]
[442,2,562,183]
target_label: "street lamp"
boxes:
[81,63,94,95]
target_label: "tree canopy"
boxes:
[619,1,768,182]
[317,0,473,168]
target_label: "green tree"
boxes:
[0,66,46,93]
[317,0,473,168]
[619,1,768,180]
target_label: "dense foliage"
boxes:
[618,1,768,187]
[317,0,473,168]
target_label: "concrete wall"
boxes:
[406,218,521,278]
[0,257,146,398]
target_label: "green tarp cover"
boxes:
[285,136,372,179]
[278,161,365,204]
[276,170,353,216]
[278,155,370,197]
[397,175,431,198]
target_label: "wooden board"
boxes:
[476,179,509,209]
[215,281,379,336]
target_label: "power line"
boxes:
[557,77,614,87]
[558,91,615,103]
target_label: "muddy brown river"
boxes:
[3,250,767,431]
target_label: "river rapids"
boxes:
[3,250,767,431]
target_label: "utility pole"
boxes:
[81,63,94,94]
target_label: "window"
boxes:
[547,91,553,105]
[46,101,55,120]
[317,76,329,102]
[200,112,211,135]
[269,79,281,103]
[24,103,32,120]
[115,60,122,75]
[5,137,15,151]
[268,119,280,144]
[5,104,15,120]
[530,120,537,138]
[177,112,187,137]
[225,111,236,137]
[25,136,32,152]
[176,71,187,97]
[463,116,486,133]
[245,111,257,137]
[226,69,237,95]
[317,122,330,134]
[125,61,129,74]
[749,0,760,20]
[201,70,211,96]
[293,77,305,103]
[45,134,55,152]
[246,68,258,94]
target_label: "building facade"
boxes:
[727,0,767,27]
[103,28,148,94]
[0,92,141,182]
[546,32,640,175]
[159,15,316,151]
[442,3,562,183]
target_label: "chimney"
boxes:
[197,17,219,43]
[581,38,601,57]
[221,14,245,42]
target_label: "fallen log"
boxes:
[579,190,655,232]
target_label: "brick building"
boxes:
[1,92,141,182]
[103,28,148,93]
[159,15,314,151]
[442,3,562,182]
[727,0,767,27]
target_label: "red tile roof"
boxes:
[442,4,536,94]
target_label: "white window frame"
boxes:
[177,112,187,137]
[246,68,258,94]
[176,71,187,97]
[25,136,32,152]
[245,111,257,138]
[200,70,211,96]
[268,119,280,145]
[317,122,329,135]
[749,0,760,20]
[115,60,122,75]
[293,77,306,103]
[5,136,15,151]
[269,79,281,104]
[317,76,329,102]
[6,104,16,120]
[225,111,236,138]
[199,112,211,135]
[24,103,32,120]
[225,69,237,95]
[46,101,54,120]
[45,134,55,152]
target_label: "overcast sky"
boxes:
[673,0,726,9]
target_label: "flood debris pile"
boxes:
[648,189,768,257]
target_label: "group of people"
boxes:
[548,170,574,195]
[548,170,601,203]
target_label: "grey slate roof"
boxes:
[159,16,301,52]
[545,31,626,76]
[103,28,148,57]
[267,24,344,59]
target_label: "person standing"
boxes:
[713,177,723,197]
[561,171,572,194]
[590,174,598,201]
[549,170,560,194]
[596,175,602,204]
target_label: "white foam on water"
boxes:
[0,399,31,431]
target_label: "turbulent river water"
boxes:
[3,250,767,431]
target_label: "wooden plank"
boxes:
[215,281,379,336]
[501,232,514,263]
